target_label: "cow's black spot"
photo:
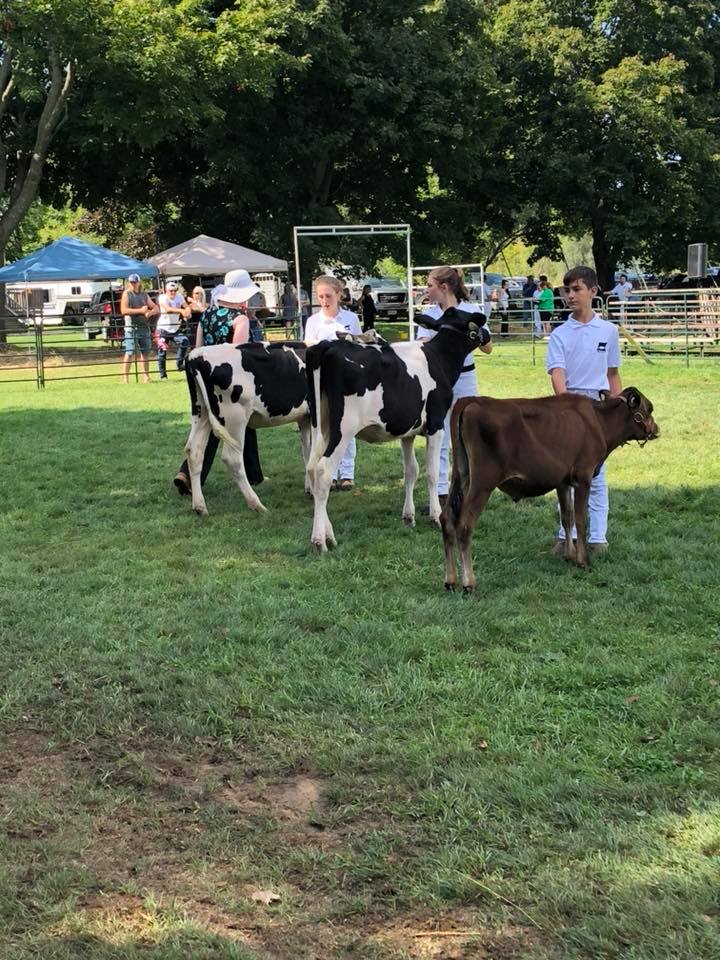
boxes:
[239,343,308,417]
[230,384,243,403]
[191,355,226,425]
[211,362,233,391]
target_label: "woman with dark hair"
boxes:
[415,266,492,508]
[498,279,510,337]
[360,283,377,332]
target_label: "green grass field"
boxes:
[1,348,718,959]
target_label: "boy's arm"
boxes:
[607,368,622,395]
[607,326,622,394]
[550,368,567,394]
[546,331,565,393]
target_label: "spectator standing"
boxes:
[532,283,543,336]
[241,272,266,343]
[299,286,311,329]
[157,280,191,379]
[522,274,537,331]
[609,273,634,319]
[341,285,353,309]
[546,265,622,553]
[280,281,298,333]
[174,274,263,496]
[552,285,570,330]
[305,275,362,490]
[537,278,555,334]
[497,279,510,337]
[120,273,158,384]
[416,266,492,510]
[360,283,377,331]
[186,286,206,346]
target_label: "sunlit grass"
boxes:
[0,353,718,959]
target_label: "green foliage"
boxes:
[3,0,720,284]
[492,0,720,284]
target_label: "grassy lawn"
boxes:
[0,347,718,959]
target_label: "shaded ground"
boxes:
[1,729,538,959]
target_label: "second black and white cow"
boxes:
[184,341,309,514]
[305,307,491,551]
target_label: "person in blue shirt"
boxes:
[546,265,622,553]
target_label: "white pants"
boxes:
[557,388,609,544]
[438,368,478,495]
[556,461,609,544]
[533,306,542,336]
[335,438,356,481]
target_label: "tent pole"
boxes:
[406,227,413,341]
[293,228,302,338]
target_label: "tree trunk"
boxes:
[591,219,616,292]
[0,247,6,345]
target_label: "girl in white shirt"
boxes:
[304,276,362,490]
[416,266,492,503]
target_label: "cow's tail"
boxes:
[445,398,473,530]
[187,355,244,455]
[306,345,320,430]
[305,342,335,469]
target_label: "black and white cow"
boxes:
[305,308,491,551]
[184,341,310,515]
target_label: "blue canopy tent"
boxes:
[0,236,157,283]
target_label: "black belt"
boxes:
[462,363,474,372]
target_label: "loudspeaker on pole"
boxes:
[687,243,707,279]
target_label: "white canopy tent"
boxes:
[149,234,288,276]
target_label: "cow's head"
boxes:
[620,387,659,442]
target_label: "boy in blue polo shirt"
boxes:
[546,265,622,553]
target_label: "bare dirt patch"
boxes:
[373,911,539,959]
[1,730,544,959]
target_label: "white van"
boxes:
[7,279,107,325]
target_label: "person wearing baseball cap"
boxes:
[120,274,159,383]
[157,279,191,379]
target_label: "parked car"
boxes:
[504,275,527,310]
[347,276,409,319]
[82,288,125,342]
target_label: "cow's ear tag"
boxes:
[468,322,479,340]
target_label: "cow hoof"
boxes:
[462,585,475,595]
[429,514,442,529]
[402,514,416,527]
[444,582,456,592]
[250,501,267,514]
[311,540,327,554]
[193,506,209,517]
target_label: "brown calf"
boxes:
[441,387,659,591]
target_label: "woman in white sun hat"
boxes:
[174,269,263,495]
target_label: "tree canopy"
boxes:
[2,0,720,284]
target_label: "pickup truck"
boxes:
[353,277,409,319]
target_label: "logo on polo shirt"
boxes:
[597,341,607,352]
